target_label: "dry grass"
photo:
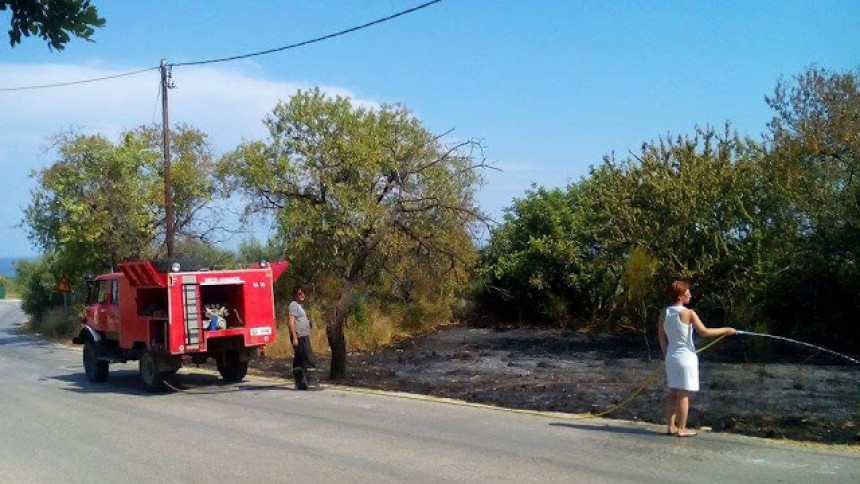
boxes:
[263,325,332,359]
[346,307,403,352]
[263,306,407,358]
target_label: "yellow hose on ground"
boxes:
[584,333,729,418]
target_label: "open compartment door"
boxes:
[118,261,167,288]
[269,261,289,282]
[247,260,290,282]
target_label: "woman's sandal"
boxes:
[665,430,678,436]
[676,430,698,438]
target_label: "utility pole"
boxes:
[160,59,175,258]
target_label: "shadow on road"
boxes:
[50,370,160,396]
[0,335,54,347]
[0,323,59,348]
[549,421,664,438]
[49,368,301,395]
[0,332,73,359]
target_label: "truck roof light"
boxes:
[171,262,181,272]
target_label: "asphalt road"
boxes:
[0,299,857,483]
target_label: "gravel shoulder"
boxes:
[252,324,860,445]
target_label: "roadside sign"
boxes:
[56,276,71,294]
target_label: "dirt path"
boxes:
[252,325,860,445]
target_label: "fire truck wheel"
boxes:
[218,352,248,383]
[139,351,167,392]
[83,340,108,382]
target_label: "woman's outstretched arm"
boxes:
[690,310,737,338]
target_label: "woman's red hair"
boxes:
[668,280,690,302]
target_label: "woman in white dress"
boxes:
[657,280,736,437]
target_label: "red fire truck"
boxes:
[72,259,288,391]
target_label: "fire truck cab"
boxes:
[73,259,288,391]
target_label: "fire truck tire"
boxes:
[139,351,167,392]
[83,340,108,382]
[217,352,248,383]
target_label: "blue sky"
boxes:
[1,0,858,258]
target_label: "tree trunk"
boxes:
[327,278,357,381]
[326,318,347,380]
[326,214,397,380]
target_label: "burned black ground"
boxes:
[252,325,860,445]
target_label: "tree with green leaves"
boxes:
[479,125,785,335]
[2,0,104,50]
[23,124,218,283]
[476,184,598,323]
[477,66,860,352]
[220,88,488,379]
[590,126,786,323]
[762,66,860,346]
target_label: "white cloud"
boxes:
[0,62,376,151]
[0,62,544,258]
[0,62,376,257]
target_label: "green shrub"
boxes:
[17,257,62,320]
[28,306,80,340]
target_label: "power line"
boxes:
[0,0,444,92]
[170,0,445,67]
[0,66,158,92]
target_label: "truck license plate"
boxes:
[250,327,272,337]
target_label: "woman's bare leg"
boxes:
[676,390,696,436]
[665,389,678,434]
